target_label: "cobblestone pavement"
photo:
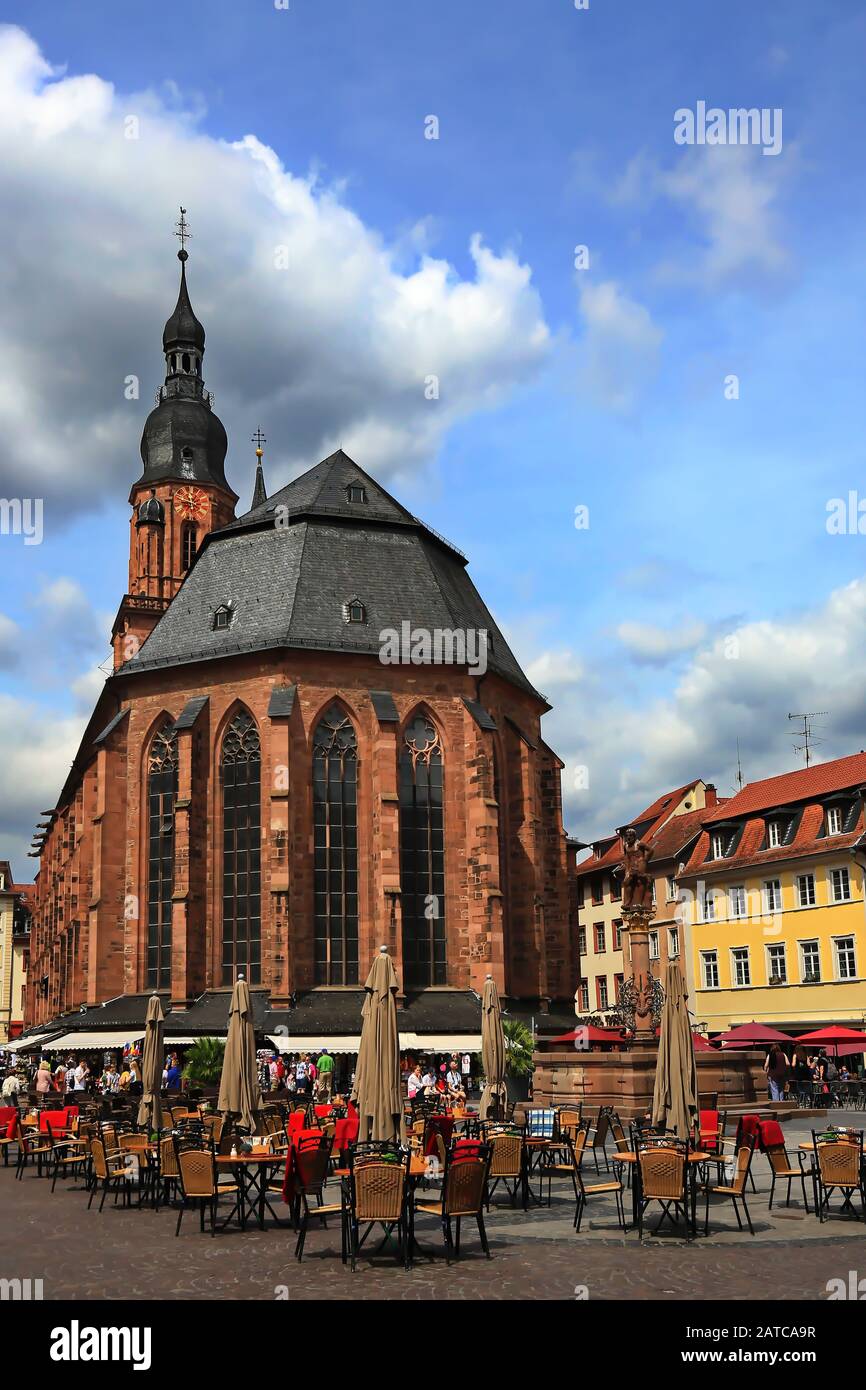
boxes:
[2,1113,864,1301]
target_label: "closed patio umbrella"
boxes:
[137,992,165,1133]
[652,962,699,1142]
[479,975,506,1119]
[351,946,403,1143]
[218,975,262,1134]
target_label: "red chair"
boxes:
[0,1109,18,1166]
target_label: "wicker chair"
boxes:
[587,1107,612,1174]
[557,1106,582,1143]
[87,1136,135,1212]
[811,1131,866,1222]
[703,1138,756,1235]
[346,1150,411,1271]
[49,1130,90,1193]
[637,1136,692,1240]
[414,1143,492,1261]
[15,1125,54,1180]
[485,1131,526,1209]
[290,1134,345,1261]
[173,1140,238,1237]
[765,1140,811,1213]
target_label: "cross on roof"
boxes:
[175,207,192,252]
[251,427,266,451]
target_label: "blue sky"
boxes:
[2,0,866,878]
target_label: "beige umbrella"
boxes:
[652,961,699,1141]
[351,946,403,1142]
[137,993,165,1133]
[218,975,263,1134]
[479,974,507,1120]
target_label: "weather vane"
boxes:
[251,427,266,456]
[175,206,192,258]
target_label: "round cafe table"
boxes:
[216,1152,286,1230]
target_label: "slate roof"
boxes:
[121,450,543,701]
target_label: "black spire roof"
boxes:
[133,250,236,500]
[162,250,205,352]
[119,449,544,702]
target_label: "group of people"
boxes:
[262,1048,337,1100]
[0,1050,187,1103]
[764,1045,861,1103]
[406,1053,470,1105]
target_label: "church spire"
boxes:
[250,428,268,509]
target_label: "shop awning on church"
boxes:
[268,1034,363,1054]
[402,1033,483,1052]
[40,1029,145,1052]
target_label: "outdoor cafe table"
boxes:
[619,1149,712,1231]
[216,1152,285,1231]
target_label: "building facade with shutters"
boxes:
[678,752,866,1034]
[22,247,575,1047]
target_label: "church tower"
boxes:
[112,211,238,669]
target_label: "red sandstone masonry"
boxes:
[26,649,576,1024]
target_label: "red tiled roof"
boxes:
[682,800,865,878]
[703,751,866,823]
[574,782,712,875]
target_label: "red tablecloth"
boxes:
[281,1128,323,1204]
[333,1116,359,1155]
[424,1114,454,1156]
[314,1104,333,1119]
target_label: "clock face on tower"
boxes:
[174,486,208,521]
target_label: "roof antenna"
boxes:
[787,711,828,769]
[735,737,744,792]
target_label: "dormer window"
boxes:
[213,605,233,631]
[710,830,728,860]
[347,484,366,504]
[826,805,843,836]
[344,599,366,624]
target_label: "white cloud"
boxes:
[615,618,707,665]
[533,574,866,841]
[0,612,20,669]
[576,279,663,412]
[0,694,83,877]
[0,26,550,521]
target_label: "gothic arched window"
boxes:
[313,703,359,984]
[146,723,178,990]
[221,710,262,985]
[399,714,446,988]
[181,523,197,571]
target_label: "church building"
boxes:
[24,239,576,1051]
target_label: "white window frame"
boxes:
[729,885,747,919]
[731,946,751,988]
[833,935,857,981]
[596,976,609,1011]
[668,927,679,959]
[710,831,727,860]
[767,820,782,848]
[702,889,717,922]
[578,980,589,1012]
[799,939,821,983]
[701,950,719,990]
[763,878,782,913]
[829,866,851,903]
[766,942,787,984]
[826,805,843,836]
[797,873,815,908]
[666,875,677,901]
[648,930,660,961]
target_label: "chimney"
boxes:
[705,783,718,808]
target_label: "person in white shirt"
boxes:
[407,1064,424,1099]
[73,1059,88,1091]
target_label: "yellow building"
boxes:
[679,752,866,1035]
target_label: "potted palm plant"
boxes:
[502,1018,535,1102]
[181,1038,226,1099]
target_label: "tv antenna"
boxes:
[735,737,744,791]
[787,711,828,768]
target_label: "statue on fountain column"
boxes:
[620,827,654,912]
